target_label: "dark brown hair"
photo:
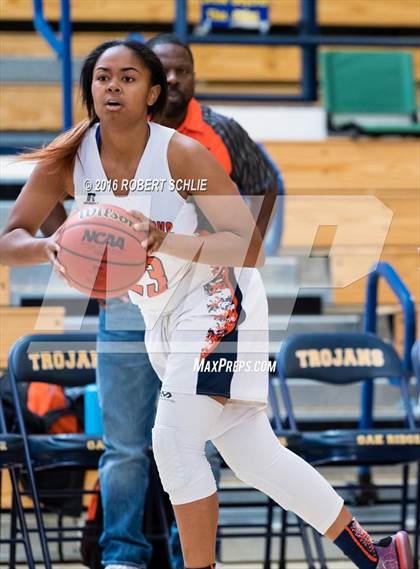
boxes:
[21,40,167,171]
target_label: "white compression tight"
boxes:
[152,392,343,536]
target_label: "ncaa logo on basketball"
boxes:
[82,229,125,250]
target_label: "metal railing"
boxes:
[33,0,73,130]
[361,261,416,430]
[175,0,420,103]
[31,0,420,121]
[358,261,417,486]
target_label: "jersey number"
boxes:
[131,256,168,297]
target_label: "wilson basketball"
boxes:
[56,204,147,299]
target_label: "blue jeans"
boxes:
[97,299,160,569]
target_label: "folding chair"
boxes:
[275,332,420,568]
[320,51,420,136]
[6,332,173,568]
[0,403,35,568]
[5,333,100,568]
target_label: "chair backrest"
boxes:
[278,332,403,384]
[276,332,415,430]
[8,333,96,387]
[320,51,417,116]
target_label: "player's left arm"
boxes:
[132,133,264,268]
[225,118,280,239]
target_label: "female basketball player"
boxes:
[0,41,413,569]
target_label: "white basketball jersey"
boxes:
[73,121,203,318]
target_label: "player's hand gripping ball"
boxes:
[128,209,166,254]
[55,204,147,299]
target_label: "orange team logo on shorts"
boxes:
[200,267,239,360]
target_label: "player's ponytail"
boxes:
[19,39,167,172]
[19,118,94,172]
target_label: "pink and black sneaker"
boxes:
[375,531,414,569]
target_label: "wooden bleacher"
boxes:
[1,31,419,85]
[0,41,419,131]
[0,306,66,369]
[0,136,416,307]
[0,266,65,370]
[265,139,420,305]
[0,267,10,306]
[0,259,65,370]
[0,0,418,310]
[1,0,419,121]
[1,0,419,27]
[0,84,82,131]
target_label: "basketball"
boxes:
[56,204,147,299]
[1,10,419,569]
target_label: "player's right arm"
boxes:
[41,202,68,237]
[0,162,71,267]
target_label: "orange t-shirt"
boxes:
[177,98,232,175]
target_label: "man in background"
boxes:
[44,34,281,569]
[147,34,279,238]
